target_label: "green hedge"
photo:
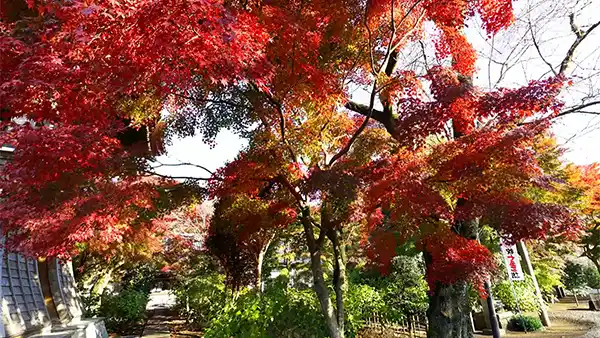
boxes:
[508,315,543,332]
[99,289,149,333]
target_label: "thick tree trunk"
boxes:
[425,204,477,338]
[301,209,344,338]
[425,254,473,338]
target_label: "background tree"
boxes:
[584,266,600,292]
[206,195,295,292]
[2,1,599,337]
[562,261,587,306]
[570,164,600,272]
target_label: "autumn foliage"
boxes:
[0,0,591,335]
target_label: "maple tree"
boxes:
[2,0,599,337]
[206,194,295,291]
[206,120,391,337]
[567,164,600,273]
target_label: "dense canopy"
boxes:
[1,0,598,337]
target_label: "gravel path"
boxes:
[550,310,600,338]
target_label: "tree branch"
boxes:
[559,14,600,74]
[557,100,600,117]
[170,91,251,109]
[344,101,395,134]
[328,82,378,166]
[251,84,298,163]
[141,170,214,181]
[528,20,556,76]
[151,161,214,175]
[277,175,305,205]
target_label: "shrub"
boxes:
[508,315,543,332]
[351,255,428,320]
[268,286,329,337]
[204,285,329,338]
[119,263,157,294]
[98,289,149,333]
[563,261,587,293]
[344,284,386,336]
[202,272,389,337]
[534,262,563,300]
[80,292,101,317]
[584,266,600,290]
[173,273,227,328]
[493,276,539,312]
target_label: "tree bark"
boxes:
[301,208,344,338]
[425,206,478,338]
[425,255,473,338]
[256,235,274,293]
[330,227,348,334]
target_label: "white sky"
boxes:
[156,0,599,179]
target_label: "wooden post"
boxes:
[516,241,551,327]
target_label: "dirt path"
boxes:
[138,290,203,338]
[475,297,598,338]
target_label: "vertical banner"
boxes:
[500,242,525,281]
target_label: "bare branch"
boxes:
[141,170,213,181]
[557,100,600,117]
[559,14,600,74]
[151,161,214,175]
[328,82,378,166]
[528,19,557,76]
[419,40,429,69]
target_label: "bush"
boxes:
[584,266,600,290]
[173,273,227,328]
[344,284,386,336]
[204,285,329,338]
[350,255,428,320]
[563,261,587,293]
[534,262,563,300]
[80,292,101,317]
[493,276,539,312]
[98,289,149,333]
[508,315,543,332]
[201,270,390,338]
[119,263,157,294]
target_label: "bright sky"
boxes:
[156,0,600,179]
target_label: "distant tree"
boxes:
[584,266,600,292]
[563,261,587,306]
[205,195,293,292]
[567,164,600,273]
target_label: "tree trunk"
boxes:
[301,208,344,338]
[330,227,347,334]
[425,205,477,338]
[574,292,579,307]
[256,235,274,293]
[425,255,473,338]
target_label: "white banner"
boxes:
[500,242,525,281]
